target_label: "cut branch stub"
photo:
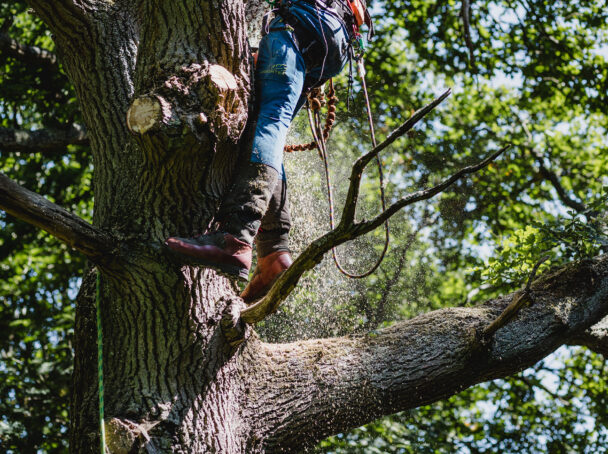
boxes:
[126,64,244,142]
[209,64,238,91]
[204,64,243,142]
[126,95,174,135]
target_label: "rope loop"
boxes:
[285,79,338,153]
[303,72,391,279]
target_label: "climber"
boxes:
[166,0,373,303]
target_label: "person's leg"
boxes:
[215,25,305,244]
[241,171,293,303]
[257,171,292,255]
[240,16,350,296]
[165,26,305,281]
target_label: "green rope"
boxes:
[96,271,107,454]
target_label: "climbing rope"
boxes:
[285,80,338,153]
[288,74,390,279]
[96,271,108,454]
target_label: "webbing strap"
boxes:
[96,271,107,454]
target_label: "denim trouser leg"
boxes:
[250,29,306,173]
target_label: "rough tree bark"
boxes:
[0,1,604,453]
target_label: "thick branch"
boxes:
[0,173,114,261]
[0,125,88,153]
[570,316,608,356]
[25,0,92,45]
[0,32,59,69]
[244,256,608,452]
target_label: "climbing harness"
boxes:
[96,271,108,454]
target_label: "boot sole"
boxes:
[164,244,249,282]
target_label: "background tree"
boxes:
[0,0,607,453]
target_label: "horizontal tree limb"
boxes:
[0,124,88,153]
[570,316,608,356]
[244,255,608,452]
[0,32,58,69]
[0,172,115,261]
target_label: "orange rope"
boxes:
[285,79,338,152]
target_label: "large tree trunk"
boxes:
[13,1,608,453]
[27,1,254,452]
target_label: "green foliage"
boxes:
[1,1,89,452]
[1,0,607,451]
[478,191,608,289]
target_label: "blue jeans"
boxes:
[250,4,350,173]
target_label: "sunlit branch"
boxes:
[341,88,452,226]
[241,136,507,324]
[0,125,88,153]
[0,173,115,261]
[481,254,549,342]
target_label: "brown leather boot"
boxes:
[165,232,252,281]
[240,251,293,303]
[165,163,279,281]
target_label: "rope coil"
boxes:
[285,80,338,153]
[296,75,390,279]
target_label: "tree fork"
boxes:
[244,256,608,452]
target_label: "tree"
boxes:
[1,0,607,453]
